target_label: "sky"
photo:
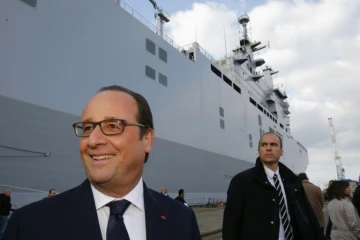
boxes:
[132,0,360,189]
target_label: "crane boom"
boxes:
[149,0,157,10]
[147,0,169,37]
[328,117,345,180]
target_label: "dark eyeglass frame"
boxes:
[72,119,147,137]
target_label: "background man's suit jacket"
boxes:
[3,180,201,240]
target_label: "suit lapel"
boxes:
[66,180,102,240]
[143,182,169,240]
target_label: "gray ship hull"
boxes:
[1,95,252,206]
[0,0,308,207]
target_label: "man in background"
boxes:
[0,189,11,239]
[161,186,169,197]
[43,189,56,199]
[223,132,324,240]
[353,175,360,215]
[298,173,325,234]
[175,189,188,207]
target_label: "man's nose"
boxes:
[87,125,107,147]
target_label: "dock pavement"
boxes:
[193,207,223,238]
[194,203,329,240]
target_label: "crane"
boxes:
[328,117,346,180]
[148,0,169,37]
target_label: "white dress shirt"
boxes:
[91,178,146,240]
[264,166,292,240]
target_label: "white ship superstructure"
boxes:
[0,0,308,206]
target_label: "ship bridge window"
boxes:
[158,73,168,86]
[258,115,262,126]
[280,124,284,129]
[146,39,156,55]
[145,66,156,80]
[20,0,37,7]
[159,47,167,63]
[249,98,256,106]
[219,107,224,117]
[223,74,232,87]
[220,119,225,129]
[257,105,263,112]
[259,128,265,137]
[249,134,253,148]
[233,83,241,94]
[189,52,195,61]
[211,65,222,78]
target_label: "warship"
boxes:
[0,0,308,207]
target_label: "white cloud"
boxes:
[167,2,238,58]
[166,0,360,186]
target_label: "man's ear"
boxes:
[144,129,155,153]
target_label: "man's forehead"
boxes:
[82,90,137,118]
[260,133,280,143]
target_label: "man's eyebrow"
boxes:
[103,116,118,120]
[81,117,93,122]
[81,116,118,122]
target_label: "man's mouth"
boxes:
[90,155,116,160]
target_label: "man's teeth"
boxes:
[92,155,114,160]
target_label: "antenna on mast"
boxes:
[224,25,228,58]
[148,0,170,37]
[195,24,197,43]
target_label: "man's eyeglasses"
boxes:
[72,119,147,137]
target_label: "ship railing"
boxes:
[116,0,268,98]
[177,43,234,78]
[0,184,49,210]
[187,198,225,207]
[117,0,248,88]
[116,0,179,49]
[193,44,267,97]
[176,43,215,62]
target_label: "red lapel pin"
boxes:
[161,215,166,220]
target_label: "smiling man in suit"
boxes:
[3,85,201,240]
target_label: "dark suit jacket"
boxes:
[3,180,201,240]
[223,157,324,240]
[353,184,360,215]
[0,193,12,216]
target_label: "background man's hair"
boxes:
[258,132,283,149]
[298,173,308,181]
[178,189,184,195]
[98,85,154,163]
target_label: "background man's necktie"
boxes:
[273,174,293,240]
[106,200,131,240]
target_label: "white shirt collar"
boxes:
[264,165,280,179]
[91,177,144,212]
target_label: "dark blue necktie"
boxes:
[106,200,131,240]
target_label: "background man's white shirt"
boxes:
[264,166,292,240]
